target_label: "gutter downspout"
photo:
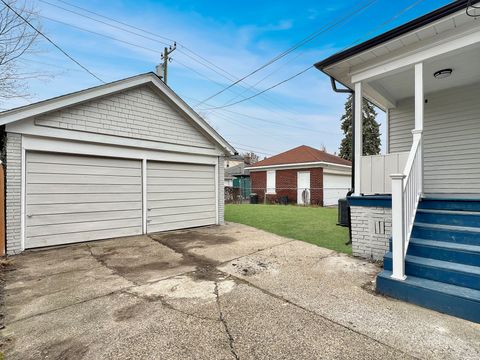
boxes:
[330,77,354,245]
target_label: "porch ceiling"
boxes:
[369,43,480,104]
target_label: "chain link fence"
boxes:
[225,186,351,206]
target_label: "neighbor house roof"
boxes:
[0,72,236,155]
[314,0,480,71]
[225,163,250,177]
[248,145,351,170]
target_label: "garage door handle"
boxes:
[27,214,33,218]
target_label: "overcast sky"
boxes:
[8,0,451,157]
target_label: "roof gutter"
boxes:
[315,0,480,71]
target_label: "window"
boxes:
[266,170,276,194]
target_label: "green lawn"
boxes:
[225,204,351,254]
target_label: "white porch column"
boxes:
[414,62,424,194]
[354,81,363,195]
[391,173,406,280]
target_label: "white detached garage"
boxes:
[0,73,235,254]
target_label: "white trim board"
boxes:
[247,161,351,172]
[0,72,236,156]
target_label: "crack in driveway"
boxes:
[214,281,239,360]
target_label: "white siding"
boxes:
[35,85,214,149]
[25,152,143,248]
[389,82,480,193]
[147,161,216,232]
[5,133,22,254]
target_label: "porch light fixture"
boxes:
[433,68,452,79]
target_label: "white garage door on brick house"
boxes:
[0,73,235,254]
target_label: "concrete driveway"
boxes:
[1,223,479,360]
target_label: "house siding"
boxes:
[389,82,480,193]
[218,156,225,224]
[6,133,22,254]
[35,85,214,150]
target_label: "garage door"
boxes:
[147,161,216,232]
[323,173,351,206]
[26,152,143,248]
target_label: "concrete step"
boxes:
[384,252,480,290]
[412,222,480,246]
[408,238,480,267]
[376,270,480,323]
[416,209,480,228]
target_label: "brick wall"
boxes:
[350,206,391,260]
[250,167,324,205]
[5,133,22,254]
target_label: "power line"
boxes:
[195,0,378,106]
[40,0,324,127]
[201,66,314,110]
[1,0,104,83]
[200,0,428,111]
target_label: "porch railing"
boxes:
[390,130,422,280]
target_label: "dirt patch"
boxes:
[152,231,237,253]
[111,261,174,275]
[149,233,231,283]
[40,338,88,360]
[113,303,144,322]
[230,259,274,276]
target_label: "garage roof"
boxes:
[248,145,351,170]
[0,72,236,155]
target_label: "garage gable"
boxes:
[34,85,215,149]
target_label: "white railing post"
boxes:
[391,173,406,280]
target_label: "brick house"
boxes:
[247,145,351,206]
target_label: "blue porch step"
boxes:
[412,223,480,245]
[377,196,480,323]
[383,252,480,290]
[408,238,480,266]
[377,270,480,323]
[419,197,480,212]
[416,209,480,228]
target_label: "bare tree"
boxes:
[243,151,260,165]
[0,0,40,102]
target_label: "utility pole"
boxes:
[157,42,176,84]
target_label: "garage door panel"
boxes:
[27,210,141,227]
[323,173,351,206]
[27,173,141,185]
[147,161,216,233]
[148,218,215,233]
[27,184,141,195]
[147,177,214,186]
[27,217,142,238]
[28,201,142,215]
[28,151,141,169]
[149,205,216,217]
[147,192,215,201]
[27,162,141,177]
[27,193,141,205]
[147,162,213,172]
[148,198,216,208]
[147,169,213,178]
[26,152,143,248]
[28,227,142,249]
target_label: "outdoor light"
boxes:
[433,68,452,79]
